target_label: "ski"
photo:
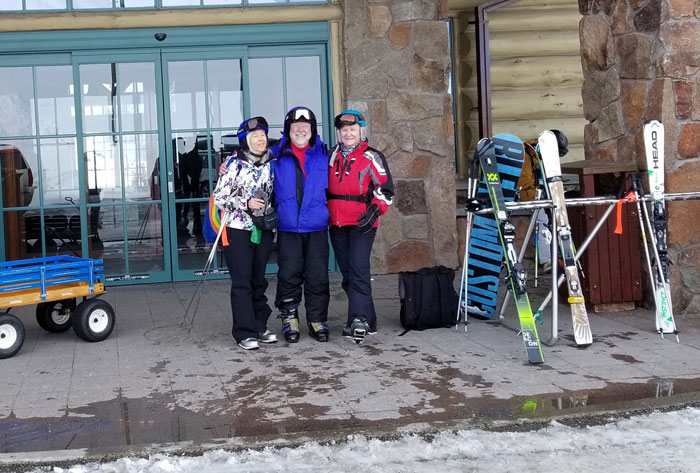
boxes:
[476,136,544,364]
[538,130,592,346]
[643,120,677,337]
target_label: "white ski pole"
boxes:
[182,211,228,331]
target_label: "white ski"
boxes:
[643,120,677,337]
[538,130,592,346]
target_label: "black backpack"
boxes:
[398,266,458,332]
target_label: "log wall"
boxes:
[451,0,584,178]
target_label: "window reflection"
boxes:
[40,138,79,207]
[285,56,322,122]
[206,59,243,129]
[127,204,165,273]
[0,67,35,138]
[203,0,240,4]
[121,0,155,6]
[169,61,207,130]
[84,136,122,203]
[98,205,127,275]
[123,134,159,202]
[36,65,76,136]
[4,210,31,261]
[119,62,158,132]
[0,1,22,13]
[80,64,118,134]
[249,58,284,125]
[25,0,66,9]
[162,0,200,6]
[72,0,112,8]
[0,140,38,209]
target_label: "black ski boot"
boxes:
[308,322,329,342]
[348,318,369,345]
[277,304,300,343]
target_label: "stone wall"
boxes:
[579,0,700,313]
[341,0,458,273]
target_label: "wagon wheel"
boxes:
[71,299,115,342]
[36,299,76,333]
[0,313,26,359]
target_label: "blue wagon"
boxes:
[0,256,115,359]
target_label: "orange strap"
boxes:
[222,226,229,246]
[614,191,636,235]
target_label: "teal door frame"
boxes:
[160,47,248,282]
[0,23,335,285]
[71,50,172,284]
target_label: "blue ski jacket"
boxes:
[270,135,329,233]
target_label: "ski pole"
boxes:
[630,187,664,337]
[182,211,228,332]
[534,222,539,288]
[456,156,481,331]
[634,178,679,341]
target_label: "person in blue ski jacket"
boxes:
[219,106,330,343]
[269,106,330,343]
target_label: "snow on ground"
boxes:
[35,407,700,473]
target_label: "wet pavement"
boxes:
[2,272,700,468]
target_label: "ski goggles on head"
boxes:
[334,111,365,129]
[238,116,268,135]
[288,108,312,122]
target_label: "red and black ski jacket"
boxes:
[327,141,394,227]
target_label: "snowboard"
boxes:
[466,133,525,319]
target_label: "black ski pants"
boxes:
[329,225,376,328]
[222,227,274,343]
[275,230,329,323]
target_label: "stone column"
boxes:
[579,0,700,313]
[341,0,458,273]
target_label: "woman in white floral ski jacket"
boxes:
[212,116,276,351]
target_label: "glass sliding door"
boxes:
[74,53,169,283]
[0,58,80,262]
[162,50,245,280]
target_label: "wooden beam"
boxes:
[0,4,343,32]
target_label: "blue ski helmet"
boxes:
[283,107,317,147]
[334,110,367,142]
[237,116,269,150]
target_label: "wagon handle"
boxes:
[40,266,47,301]
[88,259,95,294]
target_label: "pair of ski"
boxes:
[460,133,592,364]
[638,121,678,340]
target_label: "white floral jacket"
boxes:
[212,150,274,231]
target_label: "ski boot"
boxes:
[277,304,300,343]
[308,322,329,342]
[343,318,376,337]
[348,318,369,345]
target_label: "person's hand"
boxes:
[356,204,380,233]
[218,162,228,176]
[248,198,265,210]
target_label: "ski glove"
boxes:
[356,204,380,233]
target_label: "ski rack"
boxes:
[482,190,700,346]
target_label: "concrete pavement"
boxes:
[2,271,700,469]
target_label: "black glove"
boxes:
[356,204,380,233]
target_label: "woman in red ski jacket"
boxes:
[327,110,394,343]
